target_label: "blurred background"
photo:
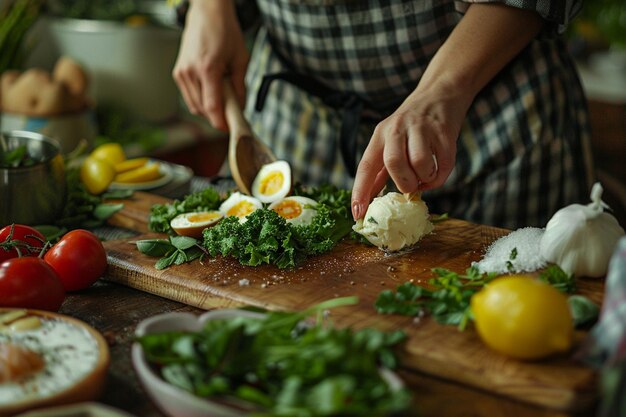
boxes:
[0,0,624,224]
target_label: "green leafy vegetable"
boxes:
[37,168,131,233]
[149,188,223,233]
[0,144,36,168]
[136,236,205,270]
[376,264,580,331]
[568,295,600,327]
[375,267,496,330]
[538,264,576,293]
[203,202,353,270]
[136,297,411,416]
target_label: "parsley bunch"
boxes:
[137,298,411,416]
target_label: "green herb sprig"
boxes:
[136,297,412,416]
[375,267,496,331]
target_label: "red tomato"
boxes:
[44,229,107,291]
[0,224,46,263]
[0,257,65,311]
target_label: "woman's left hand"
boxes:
[351,82,472,220]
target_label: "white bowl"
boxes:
[132,310,263,417]
[132,310,405,417]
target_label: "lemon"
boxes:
[114,163,161,183]
[80,156,116,194]
[114,157,149,174]
[471,275,573,360]
[90,143,126,166]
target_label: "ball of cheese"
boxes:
[353,192,434,252]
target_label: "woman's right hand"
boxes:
[172,0,249,131]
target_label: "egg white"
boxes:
[219,192,263,222]
[269,196,318,226]
[251,160,292,203]
[170,211,224,238]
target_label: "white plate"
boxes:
[0,309,110,416]
[109,160,173,191]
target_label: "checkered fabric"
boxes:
[578,236,626,417]
[243,0,594,229]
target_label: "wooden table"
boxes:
[59,280,598,417]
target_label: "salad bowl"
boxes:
[132,309,406,417]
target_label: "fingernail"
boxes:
[352,201,363,220]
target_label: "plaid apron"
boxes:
[243,0,594,230]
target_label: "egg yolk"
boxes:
[188,212,222,223]
[272,200,302,220]
[259,171,284,196]
[227,201,257,218]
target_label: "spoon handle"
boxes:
[223,80,253,138]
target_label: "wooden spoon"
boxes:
[223,80,276,195]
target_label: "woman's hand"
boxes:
[172,0,249,131]
[350,3,543,220]
[351,82,472,220]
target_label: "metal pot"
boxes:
[0,130,66,226]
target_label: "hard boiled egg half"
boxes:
[170,211,224,239]
[219,192,263,222]
[251,160,292,203]
[269,196,318,226]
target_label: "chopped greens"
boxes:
[136,298,412,416]
[375,267,496,330]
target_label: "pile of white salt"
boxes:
[473,227,547,274]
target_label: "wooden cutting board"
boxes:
[103,191,603,412]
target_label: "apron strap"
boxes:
[255,72,362,177]
[254,33,371,177]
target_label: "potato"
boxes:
[0,70,20,111]
[2,68,51,115]
[53,56,88,97]
[34,82,68,116]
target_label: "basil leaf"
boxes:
[93,203,125,220]
[568,295,600,327]
[170,235,198,251]
[155,252,178,270]
[136,239,174,257]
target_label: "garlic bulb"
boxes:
[540,183,625,277]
